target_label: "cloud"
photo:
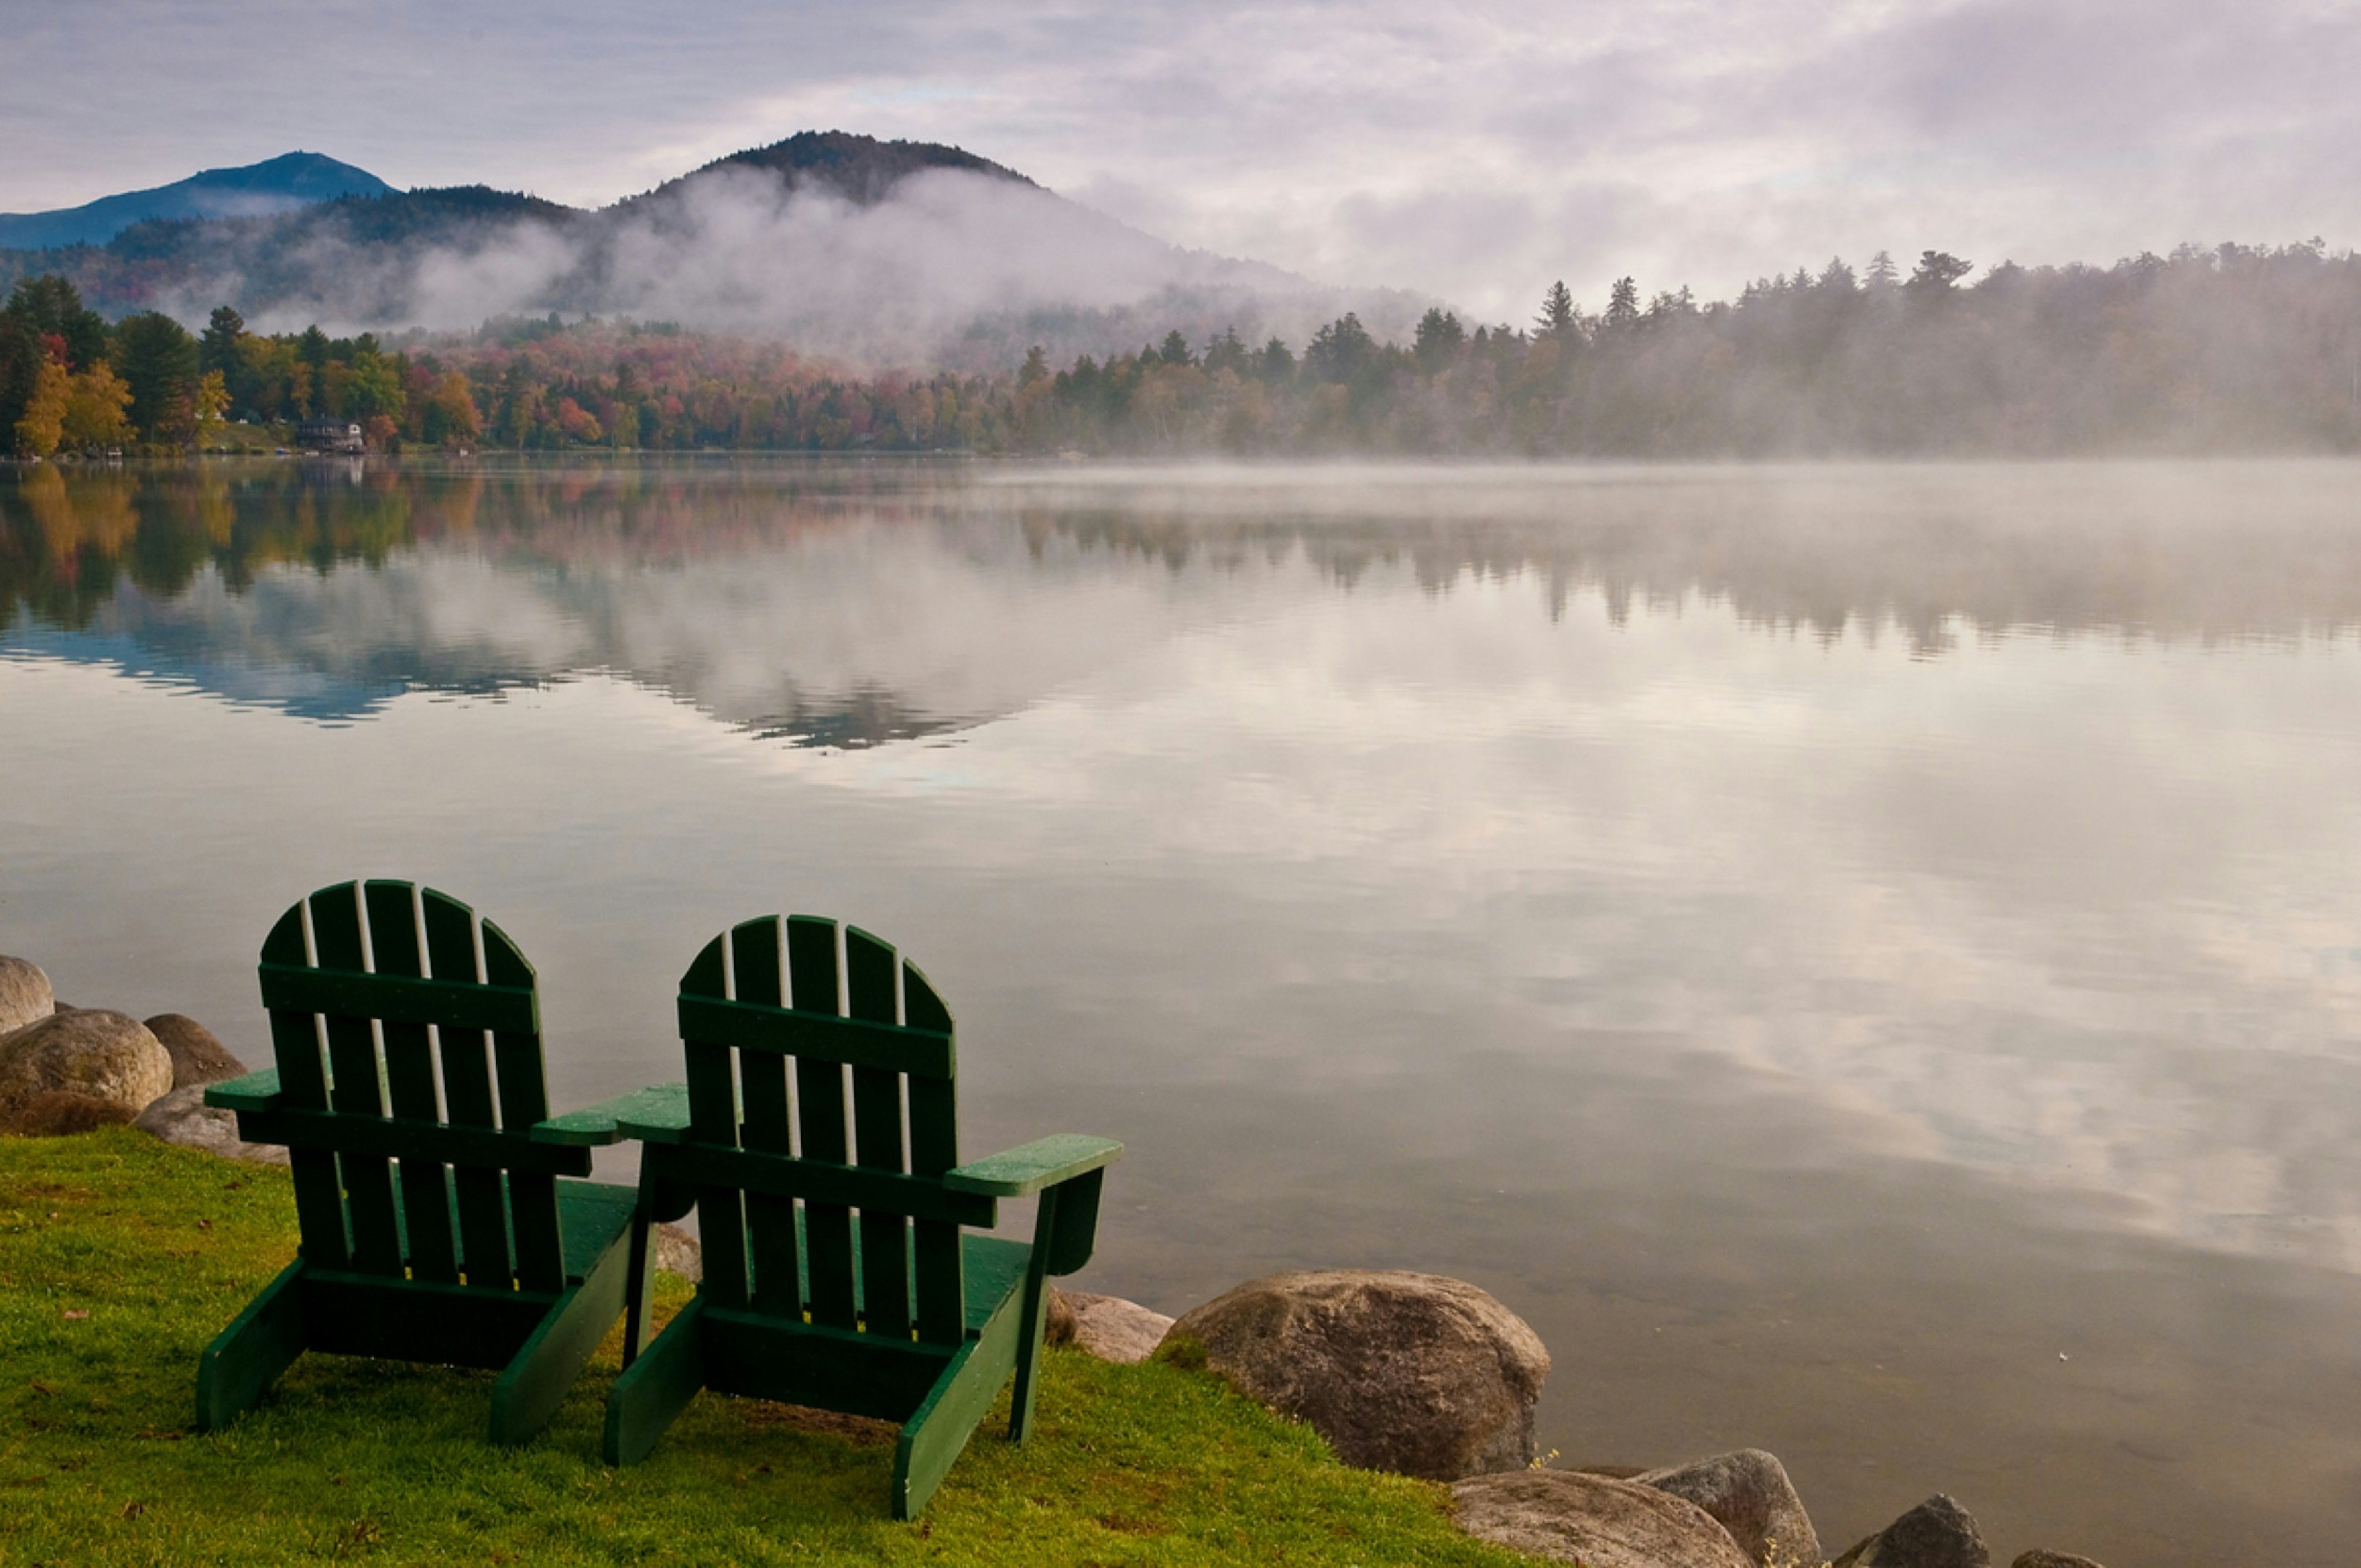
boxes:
[5,0,2360,322]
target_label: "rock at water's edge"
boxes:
[1453,1469,1754,1568]
[2012,1553,2105,1568]
[132,1085,290,1165]
[654,1222,703,1280]
[1637,1448,1822,1567]
[1163,1269,1550,1479]
[7,1091,138,1136]
[0,1009,172,1125]
[1833,1494,1991,1568]
[0,956,53,1035]
[1050,1289,1174,1364]
[144,1014,247,1090]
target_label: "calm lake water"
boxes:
[7,457,2361,1564]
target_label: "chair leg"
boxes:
[195,1259,309,1432]
[893,1277,1027,1519]
[1008,1184,1060,1443]
[604,1296,707,1467]
[620,1196,658,1370]
[488,1229,635,1447]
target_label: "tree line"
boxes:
[4,241,2359,459]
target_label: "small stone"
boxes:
[0,956,55,1035]
[2012,1553,2105,1568]
[1051,1289,1175,1364]
[6,1091,138,1136]
[0,1009,172,1124]
[654,1222,703,1280]
[1163,1269,1551,1479]
[1833,1494,1991,1568]
[143,1015,248,1090]
[1637,1449,1821,1568]
[131,1085,290,1165]
[1453,1469,1754,1568]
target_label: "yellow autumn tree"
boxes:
[195,370,231,439]
[60,359,133,451]
[13,355,69,457]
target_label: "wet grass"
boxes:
[0,1130,1530,1566]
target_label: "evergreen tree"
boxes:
[1158,330,1195,368]
[1203,327,1249,378]
[112,311,200,441]
[1603,277,1642,334]
[200,305,247,377]
[1414,307,1467,368]
[1533,282,1576,339]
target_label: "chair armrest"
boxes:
[203,1067,282,1113]
[532,1082,694,1147]
[943,1133,1122,1197]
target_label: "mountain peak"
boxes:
[659,130,1038,207]
[0,152,394,251]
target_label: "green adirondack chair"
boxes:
[536,914,1121,1519]
[194,879,640,1445]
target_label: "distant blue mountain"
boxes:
[0,152,394,250]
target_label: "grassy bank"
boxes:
[0,1131,1528,1566]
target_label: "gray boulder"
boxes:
[1834,1495,1991,1568]
[132,1084,290,1165]
[654,1222,703,1280]
[1163,1269,1550,1479]
[2012,1554,2105,1568]
[1453,1470,1754,1568]
[0,956,53,1035]
[0,1009,172,1125]
[1638,1448,1822,1568]
[144,1014,247,1090]
[1048,1289,1175,1364]
[6,1090,139,1136]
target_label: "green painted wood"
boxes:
[204,1067,281,1112]
[904,960,965,1345]
[193,1258,307,1431]
[619,1201,658,1370]
[606,1297,708,1466]
[483,921,564,1295]
[699,1310,953,1420]
[309,884,404,1277]
[363,881,460,1285]
[532,1082,691,1146]
[892,1262,1029,1521]
[1042,1166,1106,1277]
[301,1270,560,1366]
[787,915,857,1331]
[673,996,954,1078]
[1008,1184,1059,1442]
[488,1215,634,1446]
[234,1107,595,1177]
[846,925,912,1337]
[257,965,539,1035]
[639,1142,994,1228]
[680,935,750,1312]
[422,888,511,1288]
[943,1133,1125,1197]
[731,917,803,1318]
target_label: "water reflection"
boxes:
[6,457,2361,1563]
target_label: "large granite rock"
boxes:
[2011,1553,2105,1568]
[1833,1494,1991,1568]
[1453,1470,1755,1568]
[1163,1269,1550,1479]
[654,1222,703,1280]
[0,956,53,1035]
[6,1090,139,1136]
[1638,1448,1822,1568]
[143,1014,247,1090]
[0,1009,172,1125]
[132,1085,290,1165]
[1048,1289,1175,1364]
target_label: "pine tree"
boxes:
[1533,282,1576,339]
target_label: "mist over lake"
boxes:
[6,456,2361,1563]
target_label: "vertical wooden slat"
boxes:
[423,890,508,1289]
[308,884,403,1277]
[483,919,562,1294]
[787,916,856,1331]
[261,904,347,1270]
[366,881,457,1284]
[681,936,749,1311]
[732,917,801,1315]
[845,926,911,1337]
[901,959,964,1344]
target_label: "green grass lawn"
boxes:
[0,1131,1533,1566]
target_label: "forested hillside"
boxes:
[2,242,2356,458]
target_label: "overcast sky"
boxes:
[6,0,2358,320]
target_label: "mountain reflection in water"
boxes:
[6,456,2361,1566]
